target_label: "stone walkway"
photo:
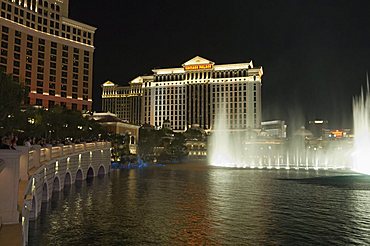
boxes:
[0,223,22,246]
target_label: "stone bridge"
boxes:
[0,142,111,245]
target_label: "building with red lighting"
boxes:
[0,0,95,110]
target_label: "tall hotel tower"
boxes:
[0,0,96,110]
[102,56,263,132]
[101,76,147,125]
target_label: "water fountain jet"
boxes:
[209,85,370,172]
[352,85,370,175]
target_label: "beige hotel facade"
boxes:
[0,0,95,110]
[102,56,263,132]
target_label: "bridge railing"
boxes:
[51,146,62,159]
[23,142,112,205]
[28,151,35,170]
[20,141,111,246]
[74,144,85,152]
[85,142,96,150]
[26,142,111,173]
[39,148,48,163]
[62,145,74,155]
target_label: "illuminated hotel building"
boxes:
[101,77,149,125]
[0,0,95,110]
[101,56,263,132]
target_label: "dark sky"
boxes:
[70,0,370,128]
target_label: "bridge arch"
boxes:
[7,141,112,245]
[64,172,72,187]
[29,196,37,220]
[98,165,105,177]
[86,166,94,179]
[41,182,48,202]
[75,169,83,182]
[52,176,60,193]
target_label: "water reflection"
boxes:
[29,164,370,245]
[169,166,214,245]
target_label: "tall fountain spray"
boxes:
[209,104,352,170]
[208,106,236,167]
[209,83,369,172]
[352,85,370,174]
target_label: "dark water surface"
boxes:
[29,164,370,245]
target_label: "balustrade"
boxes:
[0,141,112,246]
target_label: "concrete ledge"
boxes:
[0,223,22,246]
[0,142,111,246]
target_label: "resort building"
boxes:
[88,112,140,154]
[101,77,149,125]
[307,119,329,139]
[261,120,287,139]
[184,124,207,160]
[101,56,263,132]
[0,0,96,110]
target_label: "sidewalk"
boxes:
[0,223,22,246]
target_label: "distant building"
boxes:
[185,139,207,160]
[101,56,263,132]
[261,120,287,138]
[0,0,96,110]
[162,119,172,130]
[323,128,351,140]
[101,77,149,125]
[184,124,207,160]
[307,120,329,138]
[89,112,139,154]
[293,126,313,139]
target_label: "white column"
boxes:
[32,145,41,169]
[0,150,22,224]
[18,146,30,181]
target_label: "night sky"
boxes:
[70,0,370,128]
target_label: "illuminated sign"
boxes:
[330,130,344,138]
[184,64,213,70]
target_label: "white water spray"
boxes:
[352,82,370,174]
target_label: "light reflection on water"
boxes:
[29,164,370,245]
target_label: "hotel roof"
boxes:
[152,56,256,75]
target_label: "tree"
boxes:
[1,105,108,142]
[184,127,205,141]
[159,133,188,163]
[138,126,158,162]
[110,134,131,162]
[0,71,23,122]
